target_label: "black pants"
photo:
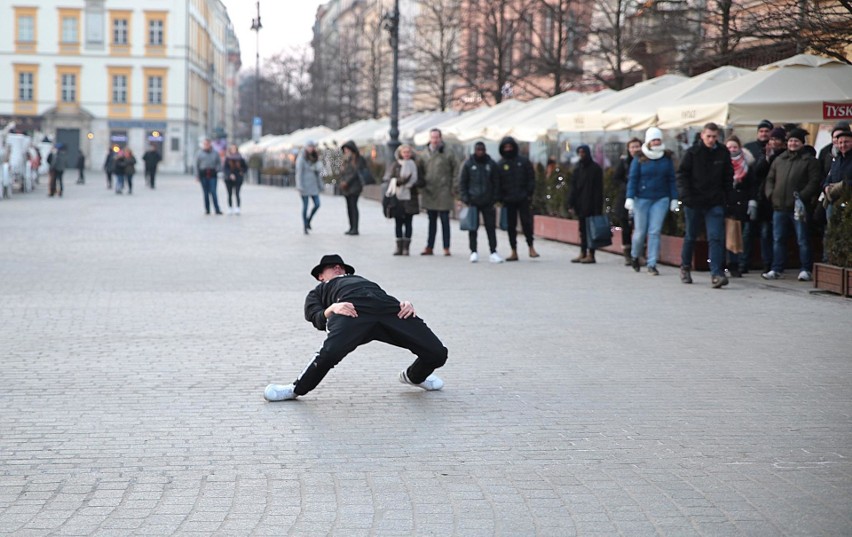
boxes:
[293,313,448,396]
[126,174,134,193]
[105,172,112,188]
[395,213,413,238]
[469,204,498,253]
[345,194,360,232]
[225,179,243,207]
[425,210,450,249]
[146,169,157,188]
[504,199,534,249]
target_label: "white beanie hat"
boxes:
[645,127,663,144]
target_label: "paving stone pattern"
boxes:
[1,174,850,536]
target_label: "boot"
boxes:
[421,247,434,256]
[528,245,540,258]
[571,251,586,263]
[623,245,632,266]
[443,248,451,256]
[393,239,403,256]
[506,249,519,261]
[402,238,410,256]
[580,251,596,264]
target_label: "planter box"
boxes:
[813,263,846,296]
[847,269,852,298]
[534,215,709,270]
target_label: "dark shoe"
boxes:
[579,254,596,264]
[421,247,434,256]
[570,253,585,263]
[711,275,729,289]
[729,268,742,278]
[348,230,359,235]
[402,239,410,256]
[623,246,632,266]
[648,265,659,276]
[680,266,693,284]
[528,246,540,258]
[393,239,403,256]
[443,248,451,256]
[632,257,640,272]
[215,210,223,215]
[506,249,519,261]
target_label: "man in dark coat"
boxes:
[818,121,850,178]
[142,144,162,189]
[264,254,448,401]
[743,119,773,163]
[103,149,115,189]
[567,145,604,263]
[496,136,539,261]
[459,142,504,263]
[676,122,733,288]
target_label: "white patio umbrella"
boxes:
[508,90,611,142]
[413,99,523,145]
[656,54,852,128]
[600,66,751,131]
[557,74,687,132]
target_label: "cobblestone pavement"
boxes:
[1,174,850,536]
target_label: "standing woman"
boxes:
[103,149,115,189]
[113,149,128,194]
[387,144,421,255]
[124,148,137,194]
[625,127,678,275]
[295,141,323,232]
[613,138,643,265]
[223,144,248,215]
[724,135,755,277]
[567,145,604,263]
[339,140,363,235]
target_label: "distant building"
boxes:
[1,0,241,172]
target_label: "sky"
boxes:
[222,0,325,69]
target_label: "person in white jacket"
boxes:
[296,141,324,234]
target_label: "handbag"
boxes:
[585,214,613,249]
[382,194,398,219]
[459,206,479,231]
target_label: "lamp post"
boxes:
[383,0,400,159]
[250,1,262,143]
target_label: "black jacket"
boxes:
[143,150,162,171]
[496,137,535,204]
[459,154,498,206]
[676,141,733,209]
[304,275,400,331]
[567,146,604,218]
[612,153,635,223]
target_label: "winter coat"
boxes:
[49,150,68,172]
[612,154,634,223]
[676,141,733,209]
[104,152,115,173]
[818,142,836,178]
[420,143,458,211]
[824,150,852,189]
[627,152,677,201]
[567,146,603,218]
[459,154,498,207]
[725,166,756,222]
[224,154,248,182]
[142,150,162,171]
[112,155,128,175]
[339,155,363,197]
[496,137,535,204]
[765,150,822,211]
[295,149,323,196]
[196,148,221,177]
[124,155,137,176]
[753,147,785,221]
[389,159,421,215]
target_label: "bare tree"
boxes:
[408,0,462,111]
[519,0,586,96]
[582,0,643,90]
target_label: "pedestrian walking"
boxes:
[223,144,247,215]
[104,149,115,189]
[567,145,604,264]
[625,128,678,275]
[676,122,733,288]
[295,141,323,232]
[263,254,448,401]
[123,149,137,194]
[113,149,128,194]
[339,140,363,235]
[723,136,757,278]
[459,142,503,263]
[142,144,162,189]
[47,144,68,197]
[496,136,539,261]
[613,138,642,265]
[76,151,85,184]
[386,144,421,256]
[420,129,458,256]
[195,139,223,215]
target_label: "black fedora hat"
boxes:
[311,254,355,280]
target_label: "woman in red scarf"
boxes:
[725,136,756,277]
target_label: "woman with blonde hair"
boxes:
[386,144,421,255]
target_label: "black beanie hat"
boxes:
[769,127,787,140]
[758,119,773,131]
[788,128,808,143]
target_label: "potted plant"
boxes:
[814,190,851,296]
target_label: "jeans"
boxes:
[504,199,535,250]
[114,174,125,193]
[632,197,669,268]
[425,210,450,249]
[681,205,725,276]
[301,194,320,228]
[771,210,811,273]
[200,177,221,213]
[469,204,498,253]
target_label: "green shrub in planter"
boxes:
[532,162,571,218]
[826,198,852,267]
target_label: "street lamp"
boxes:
[383,0,400,159]
[250,1,262,143]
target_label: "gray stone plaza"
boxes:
[1,175,850,536]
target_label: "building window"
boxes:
[86,11,104,45]
[19,72,34,101]
[62,16,79,43]
[149,20,164,45]
[19,16,35,42]
[112,75,127,103]
[148,76,163,104]
[61,74,77,102]
[113,18,128,44]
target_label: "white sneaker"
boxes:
[489,252,504,263]
[761,270,781,280]
[264,383,298,401]
[797,270,812,282]
[399,370,444,391]
[235,207,241,215]
[469,252,479,263]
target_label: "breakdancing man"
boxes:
[264,254,448,401]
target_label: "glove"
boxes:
[669,199,679,212]
[747,200,758,221]
[624,198,634,212]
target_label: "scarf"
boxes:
[730,149,748,183]
[641,142,666,160]
[394,159,418,201]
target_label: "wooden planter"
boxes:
[846,268,852,298]
[813,263,846,296]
